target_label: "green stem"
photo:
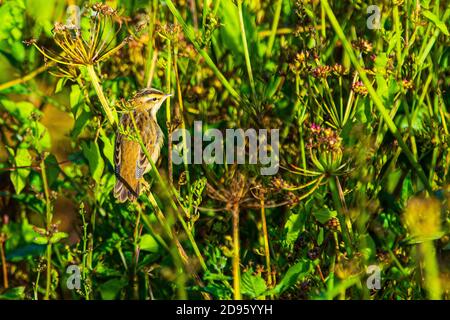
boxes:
[80,206,90,300]
[166,38,174,186]
[237,1,256,99]
[146,192,188,299]
[0,62,54,92]
[420,241,442,300]
[173,47,193,214]
[266,0,283,57]
[131,207,142,299]
[0,237,8,289]
[417,9,450,68]
[34,270,41,300]
[144,0,158,86]
[86,64,116,127]
[328,176,352,257]
[393,4,403,74]
[260,196,273,292]
[232,202,241,300]
[321,0,432,193]
[40,157,52,300]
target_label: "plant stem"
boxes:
[131,207,142,300]
[145,192,210,299]
[173,45,193,213]
[144,0,158,87]
[266,0,283,58]
[40,157,52,300]
[80,205,90,300]
[166,39,173,186]
[33,270,41,300]
[420,241,442,300]
[393,4,403,74]
[0,236,8,289]
[86,64,116,127]
[328,176,352,257]
[231,201,241,300]
[260,196,272,290]
[237,0,256,99]
[0,62,54,91]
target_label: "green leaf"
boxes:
[10,41,25,62]
[216,0,242,57]
[423,10,449,35]
[81,141,105,184]
[312,207,337,224]
[0,286,25,300]
[0,100,37,123]
[241,270,267,299]
[70,85,83,116]
[71,109,92,139]
[55,78,67,94]
[100,132,115,168]
[99,278,128,300]
[49,231,68,244]
[44,154,60,188]
[139,234,159,253]
[32,235,48,245]
[70,85,92,138]
[317,227,324,246]
[284,212,304,246]
[405,232,446,244]
[34,122,52,152]
[10,147,32,194]
[269,260,313,296]
[6,244,46,262]
[360,234,376,260]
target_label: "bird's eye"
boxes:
[151,97,157,102]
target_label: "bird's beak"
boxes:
[164,93,173,99]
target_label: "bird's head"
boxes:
[131,88,172,117]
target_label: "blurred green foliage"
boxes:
[0,0,449,300]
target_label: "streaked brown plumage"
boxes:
[114,88,171,202]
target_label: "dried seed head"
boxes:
[352,81,368,96]
[402,79,414,90]
[352,39,373,53]
[332,63,347,76]
[92,3,117,16]
[312,65,332,79]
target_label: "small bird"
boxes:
[114,88,171,202]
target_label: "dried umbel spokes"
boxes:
[33,4,130,68]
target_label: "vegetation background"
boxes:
[0,0,449,300]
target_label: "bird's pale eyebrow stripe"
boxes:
[134,88,163,98]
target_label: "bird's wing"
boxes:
[114,113,140,202]
[114,129,123,177]
[136,111,159,179]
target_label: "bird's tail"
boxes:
[114,176,140,202]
